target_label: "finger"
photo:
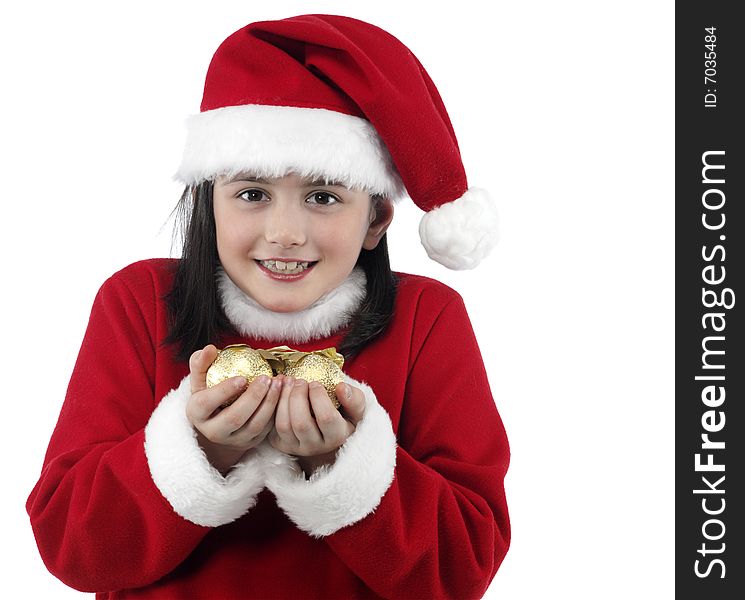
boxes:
[335,382,366,426]
[256,417,276,444]
[188,375,247,424]
[274,376,299,448]
[190,344,219,394]
[289,380,323,446]
[308,381,346,443]
[230,375,282,442]
[212,375,271,438]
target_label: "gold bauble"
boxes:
[283,353,345,408]
[206,345,274,406]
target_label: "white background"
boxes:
[1,1,674,598]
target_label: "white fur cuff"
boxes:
[144,376,265,527]
[418,187,499,270]
[258,375,397,537]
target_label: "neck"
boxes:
[216,265,367,343]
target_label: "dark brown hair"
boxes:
[161,180,398,363]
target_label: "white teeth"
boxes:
[259,260,313,275]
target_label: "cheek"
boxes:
[215,209,254,255]
[317,224,363,259]
[317,210,369,247]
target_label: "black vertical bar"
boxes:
[676,3,744,598]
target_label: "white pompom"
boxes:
[418,187,499,270]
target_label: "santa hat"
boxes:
[175,14,498,270]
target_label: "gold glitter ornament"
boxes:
[204,344,347,410]
[270,347,345,408]
[206,345,277,405]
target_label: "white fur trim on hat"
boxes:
[418,187,499,270]
[175,104,406,199]
[216,265,367,343]
[144,375,265,527]
[257,374,397,538]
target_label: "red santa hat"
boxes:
[175,14,499,270]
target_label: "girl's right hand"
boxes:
[186,344,282,474]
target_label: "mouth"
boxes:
[255,259,318,278]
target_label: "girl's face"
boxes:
[213,172,393,313]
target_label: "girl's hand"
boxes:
[186,344,281,474]
[268,377,366,476]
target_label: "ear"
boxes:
[362,198,394,250]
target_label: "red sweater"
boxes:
[27,258,510,599]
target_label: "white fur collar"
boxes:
[216,265,367,342]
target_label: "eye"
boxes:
[306,191,340,206]
[237,188,268,202]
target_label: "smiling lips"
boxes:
[256,259,317,278]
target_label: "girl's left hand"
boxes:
[268,376,366,473]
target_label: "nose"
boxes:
[263,198,306,248]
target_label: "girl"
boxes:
[27,13,509,599]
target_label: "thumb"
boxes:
[190,344,219,394]
[336,382,366,426]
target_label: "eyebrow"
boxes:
[224,174,348,188]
